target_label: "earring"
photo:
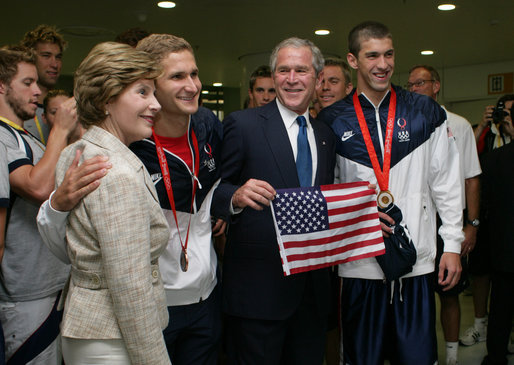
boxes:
[105,110,109,116]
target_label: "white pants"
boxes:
[62,337,131,364]
[0,294,61,365]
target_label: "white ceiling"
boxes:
[2,0,513,88]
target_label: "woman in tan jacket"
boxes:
[55,42,171,364]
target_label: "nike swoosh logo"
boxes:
[341,132,355,142]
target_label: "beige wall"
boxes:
[398,60,514,124]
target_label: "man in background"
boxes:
[462,94,514,350]
[20,24,66,144]
[479,102,514,365]
[0,45,74,364]
[408,64,481,365]
[247,65,276,108]
[315,57,353,111]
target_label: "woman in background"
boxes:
[55,42,171,365]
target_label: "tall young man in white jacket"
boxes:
[317,21,463,365]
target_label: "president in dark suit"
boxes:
[212,38,336,365]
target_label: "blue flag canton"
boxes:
[272,187,329,235]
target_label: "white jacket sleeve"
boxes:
[429,121,464,254]
[36,190,71,264]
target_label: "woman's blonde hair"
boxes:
[74,42,161,128]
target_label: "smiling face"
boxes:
[249,76,276,107]
[155,50,201,122]
[347,37,394,105]
[3,62,41,123]
[407,67,439,100]
[34,42,62,90]
[272,46,321,115]
[104,79,161,145]
[316,65,352,109]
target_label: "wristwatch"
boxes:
[466,218,480,227]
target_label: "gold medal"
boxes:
[377,190,394,209]
[180,250,189,272]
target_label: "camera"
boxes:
[491,100,509,124]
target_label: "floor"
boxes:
[434,291,514,365]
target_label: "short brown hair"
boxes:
[0,46,35,85]
[348,21,392,57]
[21,24,67,52]
[137,33,193,61]
[324,57,352,86]
[249,65,272,91]
[115,27,151,48]
[74,42,161,128]
[43,89,71,115]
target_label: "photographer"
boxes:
[474,95,514,154]
[479,100,514,365]
[461,94,513,349]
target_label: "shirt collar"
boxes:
[276,98,311,129]
[360,89,390,110]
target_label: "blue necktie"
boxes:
[296,115,312,187]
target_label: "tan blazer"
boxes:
[55,126,171,365]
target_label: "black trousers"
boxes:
[225,276,327,365]
[484,271,514,365]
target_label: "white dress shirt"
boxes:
[276,99,318,186]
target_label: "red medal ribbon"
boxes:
[353,88,396,192]
[152,127,200,258]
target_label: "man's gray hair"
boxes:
[269,37,324,76]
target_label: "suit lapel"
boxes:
[260,101,299,187]
[312,118,329,186]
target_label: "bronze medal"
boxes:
[180,250,189,272]
[377,190,394,209]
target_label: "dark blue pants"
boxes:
[163,284,222,365]
[341,275,437,365]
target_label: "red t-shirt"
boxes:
[154,133,193,171]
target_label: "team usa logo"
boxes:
[203,143,216,172]
[396,117,410,142]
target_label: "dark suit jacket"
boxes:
[212,100,336,320]
[480,142,514,273]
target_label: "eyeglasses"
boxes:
[406,79,435,89]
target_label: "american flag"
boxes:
[270,181,385,276]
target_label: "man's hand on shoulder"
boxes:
[232,178,276,211]
[51,149,111,212]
